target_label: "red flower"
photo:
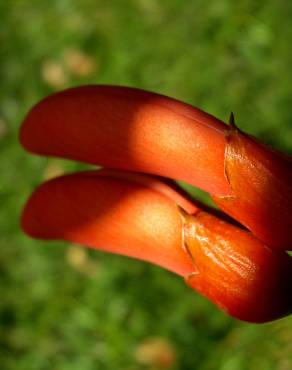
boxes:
[20,86,292,323]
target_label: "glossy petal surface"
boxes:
[20,85,229,196]
[22,170,197,276]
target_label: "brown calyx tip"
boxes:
[223,112,239,143]
[221,111,243,192]
[176,204,190,221]
[227,111,243,137]
[228,112,235,126]
[228,112,236,127]
[176,204,199,271]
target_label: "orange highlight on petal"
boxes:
[19,85,229,196]
[22,170,197,277]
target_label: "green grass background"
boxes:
[1,1,292,369]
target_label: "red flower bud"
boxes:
[20,86,292,249]
[21,170,292,323]
[19,86,229,196]
[21,170,197,276]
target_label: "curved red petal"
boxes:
[20,85,229,196]
[22,170,197,276]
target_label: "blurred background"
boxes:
[1,1,292,369]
